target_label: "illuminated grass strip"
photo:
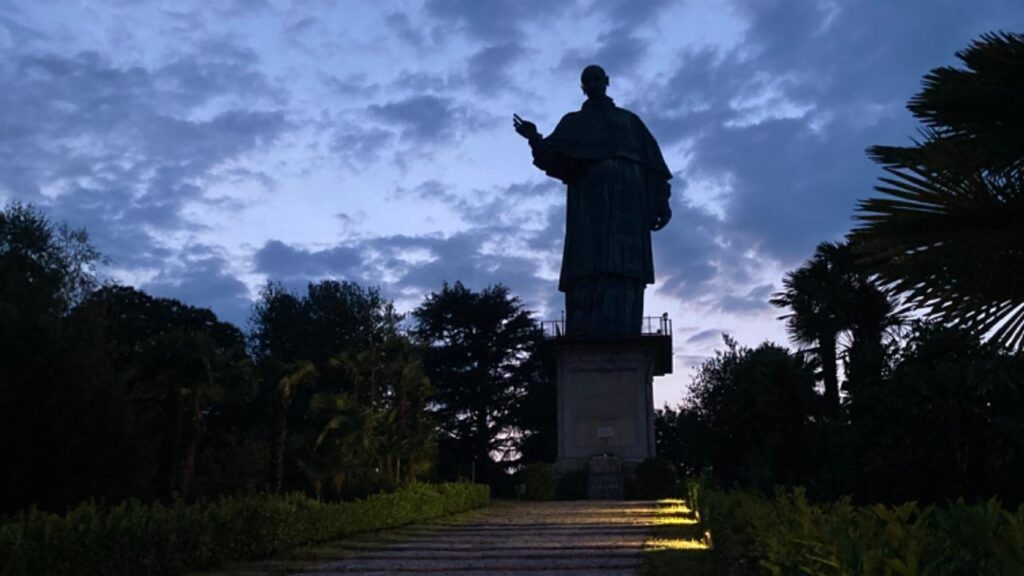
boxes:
[650,515,699,526]
[646,538,710,551]
[640,496,713,576]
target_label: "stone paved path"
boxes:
[215,501,662,576]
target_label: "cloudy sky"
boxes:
[2,0,1021,404]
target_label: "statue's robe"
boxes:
[530,95,671,336]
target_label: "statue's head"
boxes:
[580,65,609,98]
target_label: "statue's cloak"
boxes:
[530,96,671,292]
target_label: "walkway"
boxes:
[211,500,666,576]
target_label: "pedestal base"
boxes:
[553,338,661,469]
[587,455,624,500]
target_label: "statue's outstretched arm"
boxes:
[513,114,542,143]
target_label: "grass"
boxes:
[640,499,715,576]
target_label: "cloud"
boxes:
[525,203,565,253]
[155,39,283,111]
[0,35,289,322]
[0,13,44,49]
[205,0,271,17]
[676,354,711,371]
[559,26,650,74]
[142,244,253,327]
[368,95,490,144]
[324,73,380,98]
[591,0,674,28]
[466,42,523,95]
[330,123,394,167]
[373,232,544,297]
[385,11,428,49]
[558,0,674,75]
[392,178,560,236]
[651,198,725,300]
[253,239,363,280]
[637,0,1022,277]
[423,0,566,42]
[391,71,456,92]
[717,283,774,314]
[686,328,728,345]
[6,0,1022,345]
[250,227,555,318]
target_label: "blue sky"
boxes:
[2,0,1021,405]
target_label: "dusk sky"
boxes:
[3,0,1021,405]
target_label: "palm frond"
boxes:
[851,155,1024,349]
[908,31,1024,171]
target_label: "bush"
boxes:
[0,483,488,576]
[629,457,679,499]
[556,468,588,500]
[519,463,555,501]
[699,486,1024,576]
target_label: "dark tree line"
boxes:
[0,204,554,514]
[657,32,1024,506]
[658,317,1024,505]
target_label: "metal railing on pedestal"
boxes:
[541,314,672,339]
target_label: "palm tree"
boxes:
[771,242,855,418]
[270,360,318,493]
[304,392,381,498]
[844,277,898,401]
[773,242,899,418]
[388,352,435,482]
[851,32,1024,350]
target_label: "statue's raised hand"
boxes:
[513,114,541,142]
[651,183,672,231]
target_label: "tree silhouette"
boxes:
[1,203,104,511]
[1,204,447,510]
[771,241,896,418]
[412,282,546,485]
[83,286,252,498]
[271,360,318,493]
[249,280,411,496]
[852,32,1024,349]
[688,337,818,491]
[853,323,1024,504]
[770,242,854,418]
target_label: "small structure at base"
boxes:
[587,455,624,499]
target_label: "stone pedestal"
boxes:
[587,455,624,499]
[553,336,671,474]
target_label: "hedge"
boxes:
[0,482,488,576]
[695,484,1024,576]
[628,457,679,500]
[519,464,555,501]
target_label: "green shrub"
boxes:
[519,463,555,501]
[0,483,488,576]
[699,486,1024,576]
[555,468,588,500]
[630,457,679,500]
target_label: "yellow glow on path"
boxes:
[646,538,710,551]
[650,515,698,526]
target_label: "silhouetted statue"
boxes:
[515,65,672,337]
